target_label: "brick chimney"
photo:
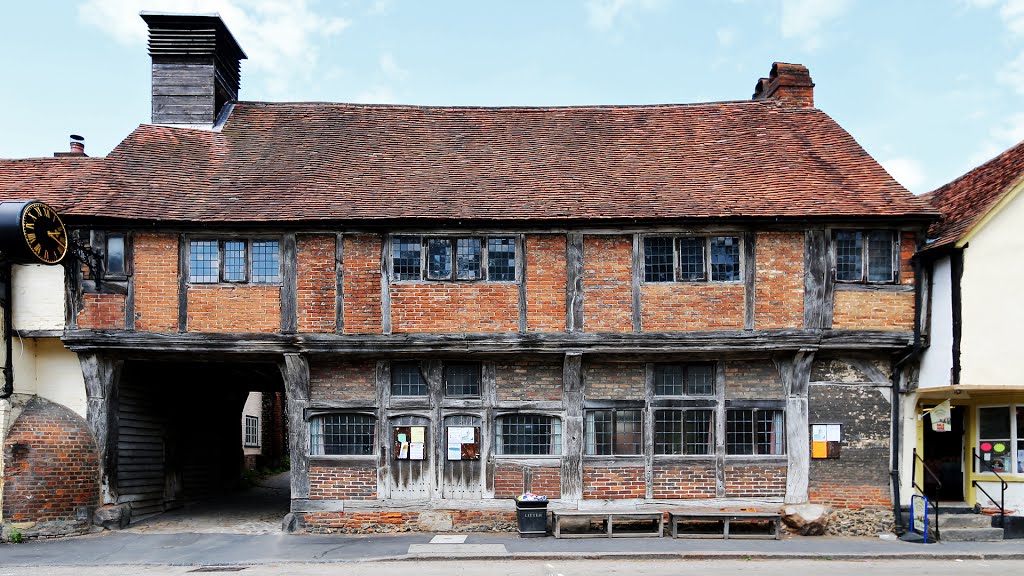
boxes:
[54,135,87,157]
[141,12,247,127]
[751,62,814,108]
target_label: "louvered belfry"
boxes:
[141,12,247,127]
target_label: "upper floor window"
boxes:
[834,230,897,284]
[444,362,481,397]
[391,362,427,396]
[392,235,517,282]
[105,234,126,277]
[643,236,741,283]
[585,409,642,456]
[309,413,376,456]
[190,239,280,284]
[653,363,715,396]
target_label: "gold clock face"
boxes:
[21,201,68,264]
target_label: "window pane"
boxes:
[244,415,259,447]
[311,414,375,456]
[427,238,452,279]
[222,240,246,281]
[586,410,613,455]
[678,237,706,281]
[391,362,426,396]
[979,407,1011,439]
[190,240,219,283]
[444,362,480,396]
[393,236,422,280]
[498,415,558,455]
[654,364,684,396]
[686,364,715,396]
[710,237,740,281]
[456,237,482,280]
[684,410,713,455]
[835,231,863,281]
[655,410,682,455]
[614,410,643,455]
[867,231,895,283]
[252,240,280,283]
[644,237,674,282]
[487,237,516,281]
[105,234,125,276]
[756,410,785,455]
[726,409,754,455]
[1017,407,1023,474]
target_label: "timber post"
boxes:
[281,353,311,500]
[80,353,122,505]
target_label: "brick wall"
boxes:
[900,232,915,286]
[583,466,645,499]
[808,383,892,508]
[754,231,804,329]
[640,283,745,331]
[724,464,787,497]
[525,234,566,332]
[390,283,519,333]
[496,360,563,401]
[651,464,717,499]
[584,362,644,400]
[724,360,784,400]
[303,510,516,534]
[187,285,281,333]
[582,235,632,332]
[134,233,179,332]
[77,293,125,329]
[342,235,383,334]
[297,234,336,333]
[309,359,376,402]
[493,464,561,498]
[831,290,914,331]
[309,466,377,500]
[2,397,98,531]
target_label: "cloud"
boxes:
[968,112,1024,167]
[585,0,663,31]
[78,0,349,99]
[352,85,398,104]
[880,157,927,192]
[779,0,849,52]
[716,27,737,47]
[379,52,408,80]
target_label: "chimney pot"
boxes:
[54,134,87,157]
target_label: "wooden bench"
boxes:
[552,510,664,539]
[668,510,781,540]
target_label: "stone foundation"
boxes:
[302,510,517,534]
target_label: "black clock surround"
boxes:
[0,200,68,265]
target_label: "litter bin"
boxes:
[515,496,549,537]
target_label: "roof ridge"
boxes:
[233,99,795,112]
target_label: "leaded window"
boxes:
[835,230,897,284]
[392,235,517,282]
[642,235,741,283]
[427,238,452,280]
[251,240,280,283]
[190,240,219,283]
[496,415,561,455]
[393,236,422,280]
[223,240,246,281]
[309,413,376,456]
[726,409,785,455]
[653,363,715,396]
[487,237,516,281]
[391,362,427,396]
[444,362,481,397]
[585,409,642,456]
[643,237,675,282]
[655,410,713,455]
[188,238,280,284]
[104,234,126,277]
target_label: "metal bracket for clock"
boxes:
[67,233,104,290]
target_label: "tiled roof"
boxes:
[922,139,1024,250]
[1,99,936,224]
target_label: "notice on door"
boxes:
[447,426,480,461]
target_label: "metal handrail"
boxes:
[911,448,941,540]
[971,449,1008,525]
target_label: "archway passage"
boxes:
[111,360,289,531]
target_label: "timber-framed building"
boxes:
[0,13,937,536]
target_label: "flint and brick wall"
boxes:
[390,283,519,333]
[297,234,337,333]
[808,383,892,508]
[309,466,377,500]
[641,283,745,331]
[525,234,566,332]
[1,397,98,531]
[754,232,804,329]
[495,360,563,401]
[651,464,717,499]
[582,235,632,332]
[187,285,281,333]
[584,362,644,400]
[77,293,126,329]
[303,510,516,534]
[310,359,376,402]
[724,465,787,497]
[133,233,179,332]
[583,466,645,499]
[725,360,784,400]
[342,234,383,334]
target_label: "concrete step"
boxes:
[940,514,995,529]
[941,527,1005,541]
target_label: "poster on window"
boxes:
[929,400,951,432]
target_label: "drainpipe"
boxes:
[1,261,13,399]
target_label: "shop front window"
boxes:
[977,405,1023,475]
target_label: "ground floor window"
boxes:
[654,409,713,455]
[585,409,642,455]
[496,414,561,455]
[977,405,1024,474]
[309,413,376,456]
[726,409,785,455]
[244,415,260,447]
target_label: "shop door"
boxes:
[388,416,432,499]
[923,406,965,501]
[442,415,482,499]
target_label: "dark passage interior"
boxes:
[923,406,965,502]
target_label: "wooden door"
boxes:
[388,415,432,499]
[442,415,482,499]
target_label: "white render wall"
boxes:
[960,190,1024,386]
[242,391,262,456]
[918,256,954,389]
[11,264,65,331]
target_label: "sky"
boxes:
[1,0,1023,195]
